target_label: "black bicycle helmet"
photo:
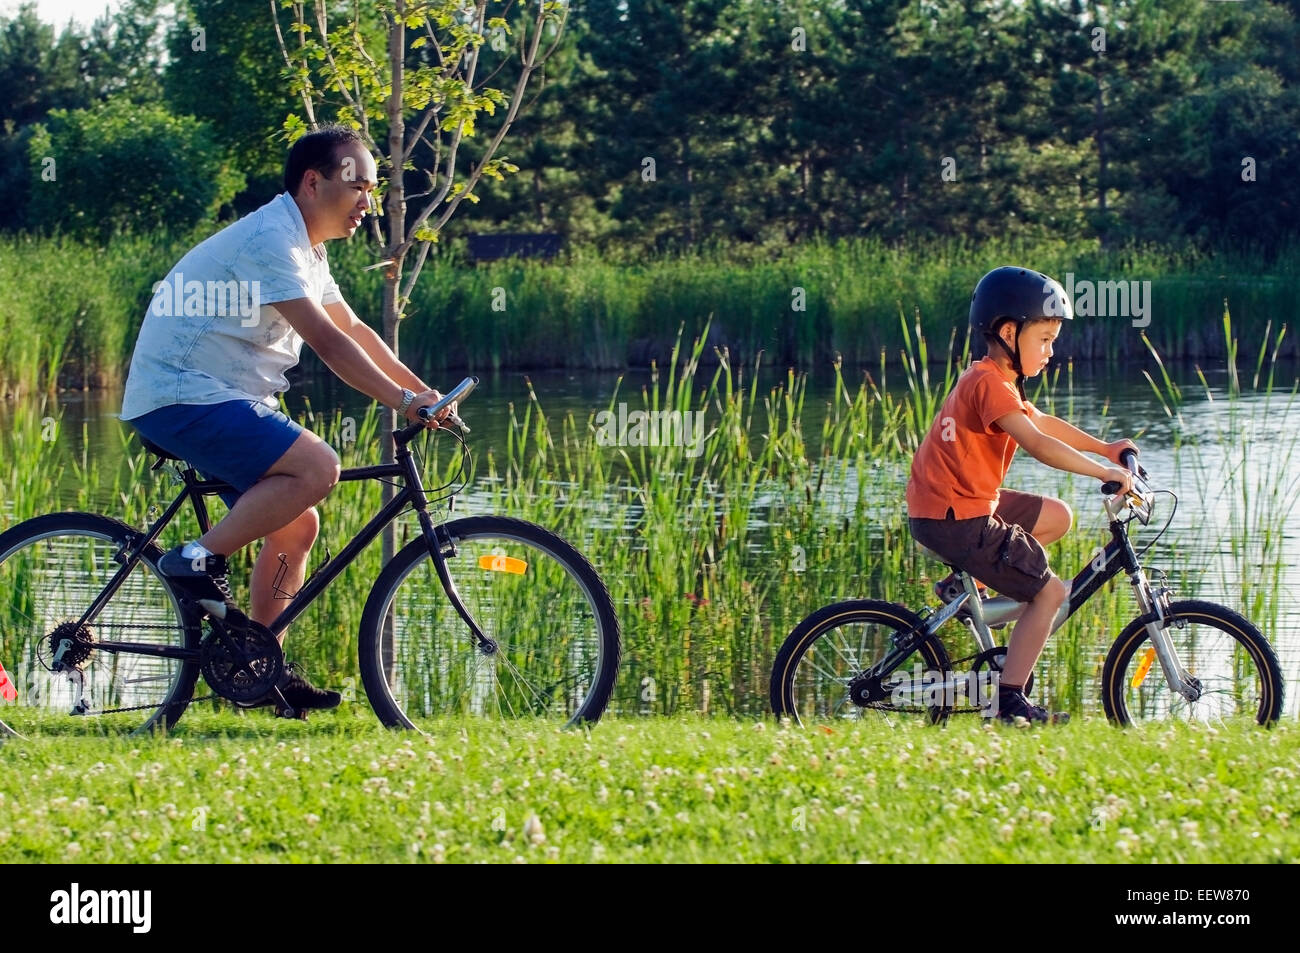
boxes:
[969,266,1073,399]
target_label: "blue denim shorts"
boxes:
[127,400,305,506]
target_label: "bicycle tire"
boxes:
[1101,600,1284,726]
[358,516,621,729]
[0,513,201,738]
[771,600,954,726]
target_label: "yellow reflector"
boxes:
[1130,646,1157,689]
[478,554,527,575]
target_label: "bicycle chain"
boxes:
[859,702,985,715]
[82,694,217,716]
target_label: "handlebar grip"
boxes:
[1101,480,1122,495]
[418,405,469,432]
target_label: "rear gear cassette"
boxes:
[200,611,283,704]
[48,621,95,671]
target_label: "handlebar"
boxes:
[1100,447,1148,496]
[394,375,479,444]
[1100,446,1154,524]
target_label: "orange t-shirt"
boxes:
[906,357,1038,519]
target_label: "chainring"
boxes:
[200,613,283,704]
[47,620,95,671]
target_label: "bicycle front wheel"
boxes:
[1101,600,1284,726]
[359,516,621,729]
[0,513,201,738]
[771,600,953,727]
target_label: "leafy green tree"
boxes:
[570,0,757,250]
[26,97,244,240]
[274,0,569,567]
[165,0,388,211]
[82,0,168,103]
[0,3,89,126]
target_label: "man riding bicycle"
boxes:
[120,126,445,717]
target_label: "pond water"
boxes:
[3,356,1297,716]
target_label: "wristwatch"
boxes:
[397,388,416,415]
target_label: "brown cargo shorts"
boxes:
[909,489,1052,603]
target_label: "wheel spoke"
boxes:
[363,518,618,728]
[1105,602,1283,726]
[0,518,197,737]
[773,602,951,727]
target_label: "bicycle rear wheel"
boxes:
[0,513,201,738]
[358,516,621,728]
[771,600,954,726]
[1101,600,1284,726]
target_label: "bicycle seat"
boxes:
[135,432,180,462]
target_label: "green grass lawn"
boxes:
[1,710,1296,863]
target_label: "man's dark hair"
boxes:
[283,125,364,195]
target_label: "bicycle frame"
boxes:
[930,487,1197,704]
[76,416,488,666]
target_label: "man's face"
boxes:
[301,142,378,241]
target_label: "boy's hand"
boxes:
[1100,465,1135,495]
[1103,439,1139,466]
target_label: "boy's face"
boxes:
[999,319,1062,377]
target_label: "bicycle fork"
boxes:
[421,515,498,656]
[1125,563,1197,702]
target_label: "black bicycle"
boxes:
[771,451,1285,726]
[0,377,621,737]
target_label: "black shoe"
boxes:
[236,662,341,719]
[159,545,236,610]
[993,690,1069,725]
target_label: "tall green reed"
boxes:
[5,232,1298,394]
[1,311,1293,717]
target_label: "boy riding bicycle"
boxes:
[906,266,1138,724]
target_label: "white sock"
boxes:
[180,541,214,560]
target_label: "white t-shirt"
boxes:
[120,192,342,420]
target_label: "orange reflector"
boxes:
[0,661,16,702]
[478,554,527,575]
[1130,647,1157,689]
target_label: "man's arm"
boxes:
[324,300,431,394]
[273,297,414,411]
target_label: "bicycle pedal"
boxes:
[272,703,305,721]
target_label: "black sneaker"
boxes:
[159,545,236,610]
[237,663,341,719]
[992,689,1069,725]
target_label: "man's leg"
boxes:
[135,404,342,715]
[248,507,320,641]
[198,431,339,557]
